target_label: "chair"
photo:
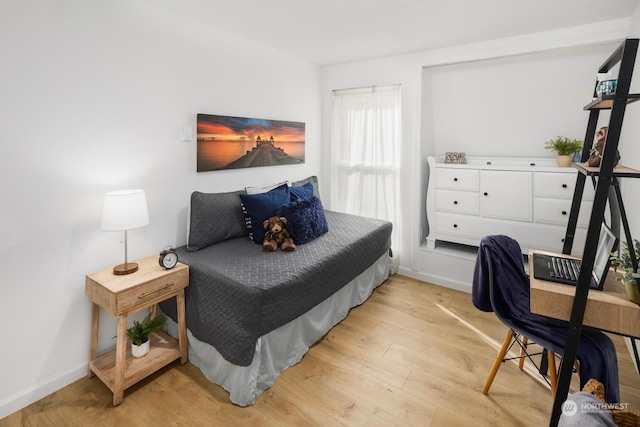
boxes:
[472,235,620,404]
[480,243,564,398]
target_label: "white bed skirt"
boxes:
[163,252,389,406]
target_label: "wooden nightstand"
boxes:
[85,255,189,405]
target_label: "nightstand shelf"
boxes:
[85,255,189,405]
[89,330,180,393]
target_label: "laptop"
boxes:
[532,223,619,290]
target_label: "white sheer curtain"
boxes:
[331,84,401,273]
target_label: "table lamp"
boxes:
[101,189,149,275]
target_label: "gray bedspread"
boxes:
[159,210,392,366]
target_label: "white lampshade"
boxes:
[101,189,149,231]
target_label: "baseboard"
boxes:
[0,363,87,419]
[397,267,472,293]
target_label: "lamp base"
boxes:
[113,262,139,275]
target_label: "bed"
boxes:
[159,177,392,406]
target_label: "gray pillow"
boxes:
[245,181,289,195]
[187,190,247,251]
[292,176,319,198]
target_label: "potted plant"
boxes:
[544,136,583,167]
[610,239,640,304]
[126,312,167,357]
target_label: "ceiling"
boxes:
[154,0,640,65]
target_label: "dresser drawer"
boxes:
[534,172,595,200]
[534,198,571,226]
[435,168,479,191]
[434,212,483,239]
[534,198,592,228]
[534,172,576,198]
[435,189,479,214]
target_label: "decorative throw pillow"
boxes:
[187,190,247,252]
[245,180,290,195]
[289,182,314,201]
[292,175,319,198]
[276,196,329,245]
[239,183,291,244]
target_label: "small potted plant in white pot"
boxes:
[610,239,640,304]
[544,136,583,167]
[126,312,167,357]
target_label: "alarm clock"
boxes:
[159,246,178,269]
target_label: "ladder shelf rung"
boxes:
[584,93,640,110]
[573,162,640,178]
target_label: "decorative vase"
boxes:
[131,340,150,357]
[556,155,573,167]
[624,280,640,304]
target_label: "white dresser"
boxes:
[426,156,595,255]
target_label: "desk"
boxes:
[529,250,640,339]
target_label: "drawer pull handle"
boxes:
[562,211,567,215]
[562,184,567,188]
[453,224,458,228]
[453,201,458,205]
[138,284,173,300]
[483,192,488,196]
[453,177,458,182]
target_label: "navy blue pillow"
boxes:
[276,196,329,245]
[289,182,314,201]
[240,184,291,244]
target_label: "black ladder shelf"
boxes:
[550,38,640,426]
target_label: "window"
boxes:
[331,84,400,271]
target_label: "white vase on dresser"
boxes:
[426,156,596,255]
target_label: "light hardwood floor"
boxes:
[3,275,639,426]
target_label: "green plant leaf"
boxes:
[544,136,583,155]
[610,239,640,283]
[125,313,167,346]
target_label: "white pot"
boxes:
[131,340,150,358]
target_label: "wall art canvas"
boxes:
[196,113,305,172]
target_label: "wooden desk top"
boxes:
[529,250,640,338]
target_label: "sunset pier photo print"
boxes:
[197,114,305,172]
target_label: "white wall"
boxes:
[427,46,616,158]
[0,0,321,417]
[322,19,632,290]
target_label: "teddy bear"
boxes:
[262,216,296,252]
[586,126,620,167]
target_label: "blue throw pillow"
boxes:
[292,176,319,198]
[289,182,314,201]
[276,196,329,245]
[240,184,291,244]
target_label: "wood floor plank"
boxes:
[276,355,413,426]
[255,386,345,427]
[3,274,639,427]
[303,350,437,425]
[318,323,411,389]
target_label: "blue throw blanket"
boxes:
[472,235,620,403]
